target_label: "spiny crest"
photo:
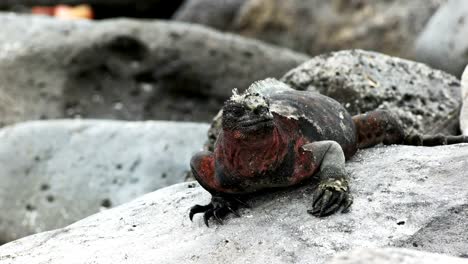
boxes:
[230,88,243,103]
[247,78,289,93]
[229,78,290,103]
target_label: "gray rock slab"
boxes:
[0,13,308,126]
[0,144,467,263]
[175,0,445,58]
[328,248,468,264]
[413,0,468,77]
[0,120,208,243]
[282,50,462,135]
[395,204,468,257]
[461,65,468,135]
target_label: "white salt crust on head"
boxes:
[229,79,287,110]
[229,78,290,103]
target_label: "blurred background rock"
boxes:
[176,0,444,60]
[2,0,467,78]
[1,0,466,127]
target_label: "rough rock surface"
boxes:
[328,248,468,264]
[0,144,467,263]
[413,0,468,78]
[282,50,462,135]
[395,204,468,257]
[0,120,208,243]
[175,0,445,58]
[461,66,468,136]
[0,14,308,127]
[174,0,246,30]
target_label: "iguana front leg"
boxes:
[188,151,247,226]
[301,141,353,217]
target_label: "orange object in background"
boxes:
[54,4,94,19]
[32,4,94,20]
[31,6,55,16]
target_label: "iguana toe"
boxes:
[189,204,213,221]
[341,194,353,213]
[203,209,214,227]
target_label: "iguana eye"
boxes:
[231,107,245,117]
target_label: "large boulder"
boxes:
[282,50,462,135]
[0,144,467,263]
[175,0,445,58]
[328,248,468,264]
[413,0,468,78]
[0,120,208,243]
[0,14,308,127]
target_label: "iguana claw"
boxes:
[189,196,247,227]
[308,179,353,217]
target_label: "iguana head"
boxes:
[222,89,274,135]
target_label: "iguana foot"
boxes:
[189,196,248,227]
[308,178,353,217]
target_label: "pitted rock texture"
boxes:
[282,50,462,135]
[414,0,468,78]
[0,120,208,243]
[175,0,445,58]
[0,13,308,127]
[0,144,466,263]
[328,248,468,264]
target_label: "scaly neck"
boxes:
[219,127,288,176]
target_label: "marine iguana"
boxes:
[189,78,468,226]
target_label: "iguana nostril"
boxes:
[254,106,268,116]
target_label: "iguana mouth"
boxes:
[239,117,273,128]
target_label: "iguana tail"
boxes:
[353,110,405,149]
[404,134,468,146]
[353,110,468,148]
